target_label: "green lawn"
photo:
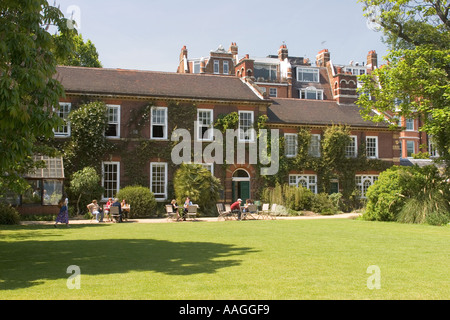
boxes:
[0,219,449,300]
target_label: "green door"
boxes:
[232,180,250,203]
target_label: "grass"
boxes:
[0,219,449,300]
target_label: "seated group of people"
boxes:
[230,198,255,220]
[87,198,130,223]
[170,197,195,221]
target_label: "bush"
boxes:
[0,203,21,225]
[116,185,157,218]
[311,193,339,215]
[364,165,450,224]
[262,183,313,212]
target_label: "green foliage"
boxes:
[54,33,102,68]
[64,101,110,175]
[311,193,339,215]
[70,166,103,214]
[0,0,74,193]
[116,185,157,218]
[364,165,450,224]
[262,183,314,211]
[0,203,20,225]
[173,163,222,216]
[214,112,239,131]
[358,0,450,171]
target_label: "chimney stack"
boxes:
[278,43,288,61]
[367,50,378,70]
[316,49,330,67]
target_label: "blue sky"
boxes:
[55,0,388,72]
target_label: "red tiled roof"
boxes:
[268,98,390,128]
[55,66,264,103]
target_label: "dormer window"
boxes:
[297,67,319,82]
[300,87,323,100]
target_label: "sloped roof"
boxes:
[268,98,390,128]
[55,66,264,103]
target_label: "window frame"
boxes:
[366,136,378,159]
[150,162,168,201]
[406,140,415,158]
[355,175,378,199]
[197,109,214,142]
[297,67,320,83]
[102,161,120,201]
[284,133,298,158]
[345,135,358,158]
[308,134,321,157]
[238,111,255,142]
[223,60,229,75]
[289,174,318,194]
[214,60,220,74]
[150,106,168,140]
[299,87,324,100]
[105,104,121,139]
[54,102,71,137]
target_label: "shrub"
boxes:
[261,183,314,212]
[311,193,339,215]
[0,203,21,225]
[116,185,157,218]
[364,165,450,224]
[173,163,222,216]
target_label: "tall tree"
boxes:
[54,33,102,68]
[357,0,450,171]
[0,0,75,193]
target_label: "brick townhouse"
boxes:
[12,44,402,215]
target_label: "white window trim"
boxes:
[300,87,324,100]
[309,134,321,157]
[105,104,121,139]
[406,140,415,158]
[269,88,278,97]
[101,161,120,201]
[54,102,71,137]
[289,174,318,194]
[238,111,255,143]
[214,60,220,74]
[150,162,168,201]
[150,106,168,140]
[355,175,378,199]
[405,118,415,131]
[346,135,358,158]
[223,60,229,75]
[297,67,320,83]
[366,136,379,159]
[285,133,298,158]
[197,109,214,142]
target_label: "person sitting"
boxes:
[87,200,104,222]
[104,197,113,221]
[111,198,123,222]
[171,199,181,221]
[182,197,192,221]
[230,198,242,220]
[121,199,130,220]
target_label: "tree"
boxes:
[54,33,102,68]
[63,101,110,176]
[174,163,222,215]
[70,167,103,215]
[0,0,74,193]
[358,0,450,172]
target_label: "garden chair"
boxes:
[259,203,270,219]
[224,204,236,219]
[268,203,277,220]
[165,204,179,221]
[217,203,232,221]
[243,204,257,220]
[109,206,121,223]
[186,205,198,221]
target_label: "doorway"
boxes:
[231,169,250,203]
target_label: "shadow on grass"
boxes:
[0,225,258,290]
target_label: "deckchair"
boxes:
[165,205,179,221]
